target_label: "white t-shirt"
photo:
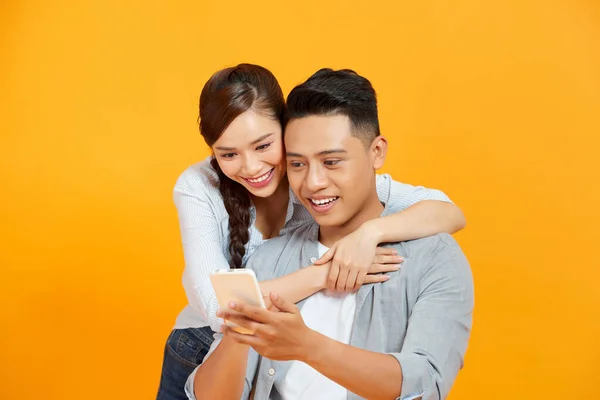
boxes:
[275,242,357,400]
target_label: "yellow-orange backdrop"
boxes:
[1,1,599,399]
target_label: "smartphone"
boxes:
[210,268,266,334]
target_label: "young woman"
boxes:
[156,64,465,400]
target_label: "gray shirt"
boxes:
[185,207,474,400]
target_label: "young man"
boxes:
[185,68,474,400]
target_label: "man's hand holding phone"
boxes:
[217,292,318,362]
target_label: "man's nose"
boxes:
[305,164,328,192]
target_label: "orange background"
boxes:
[1,1,599,399]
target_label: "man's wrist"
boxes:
[298,328,327,364]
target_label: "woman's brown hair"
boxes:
[199,63,286,268]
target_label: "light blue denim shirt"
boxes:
[186,206,474,400]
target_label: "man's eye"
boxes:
[256,143,271,151]
[290,161,304,168]
[324,160,341,166]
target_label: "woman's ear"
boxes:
[370,136,388,169]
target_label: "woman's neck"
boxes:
[252,177,290,240]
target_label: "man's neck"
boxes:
[318,193,384,247]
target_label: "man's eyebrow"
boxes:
[215,133,275,151]
[317,149,347,156]
[286,149,348,157]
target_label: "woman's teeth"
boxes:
[247,169,272,183]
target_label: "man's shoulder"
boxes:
[387,233,468,274]
[384,232,456,253]
[381,233,472,308]
[401,232,460,252]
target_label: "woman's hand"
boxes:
[315,224,403,292]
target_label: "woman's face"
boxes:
[212,109,286,198]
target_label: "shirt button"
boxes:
[268,368,275,376]
[310,257,317,263]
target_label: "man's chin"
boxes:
[310,212,340,227]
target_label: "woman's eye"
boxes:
[221,153,236,159]
[256,143,271,151]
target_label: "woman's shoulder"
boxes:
[174,156,221,198]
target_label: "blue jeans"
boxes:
[156,326,215,400]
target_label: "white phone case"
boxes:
[210,269,266,334]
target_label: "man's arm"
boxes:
[222,235,474,400]
[304,332,403,400]
[185,332,257,400]
[307,236,474,399]
[221,295,403,399]
[189,335,250,400]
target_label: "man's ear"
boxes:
[370,136,388,169]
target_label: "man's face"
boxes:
[284,114,385,227]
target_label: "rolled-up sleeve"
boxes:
[389,235,474,400]
[375,174,453,214]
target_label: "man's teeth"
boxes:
[310,197,337,205]
[248,170,271,183]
